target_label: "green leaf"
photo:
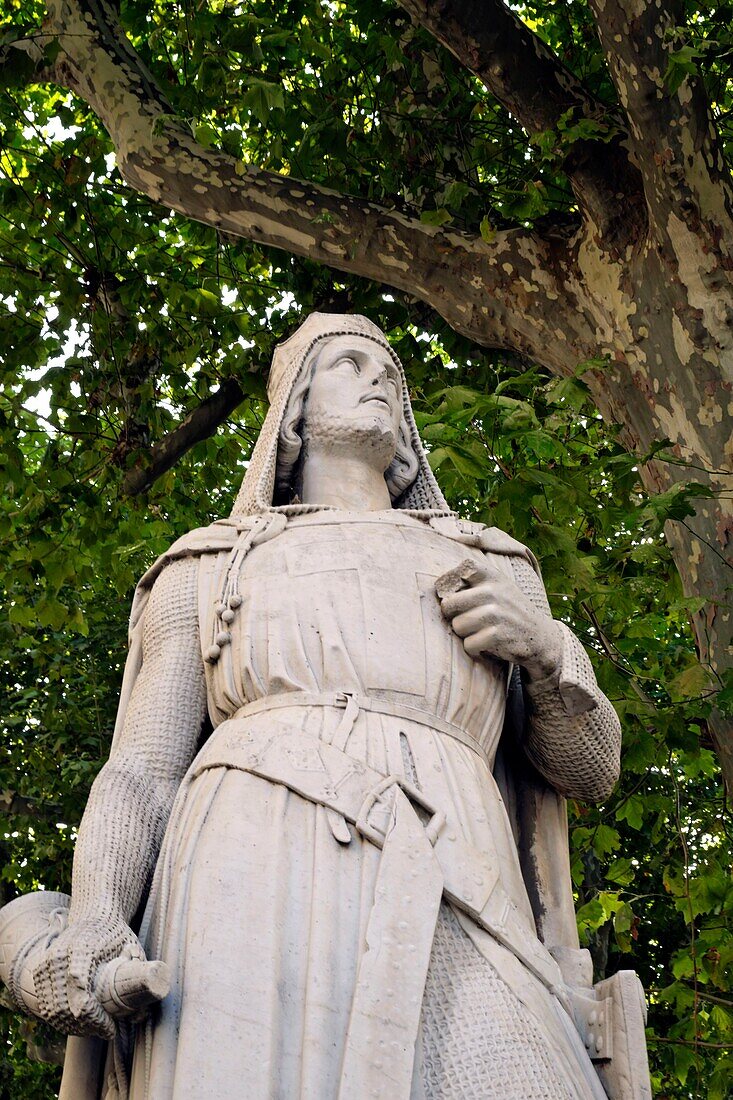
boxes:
[606,858,635,886]
[444,180,470,208]
[443,444,487,479]
[668,662,715,701]
[523,429,560,461]
[613,901,636,951]
[616,796,645,831]
[593,824,621,857]
[664,44,704,94]
[640,482,713,527]
[243,79,285,124]
[420,208,451,226]
[479,215,496,243]
[194,122,219,148]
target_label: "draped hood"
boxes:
[230,312,451,517]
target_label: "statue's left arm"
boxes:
[438,555,621,803]
[507,555,621,803]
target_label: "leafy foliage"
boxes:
[1,0,731,1095]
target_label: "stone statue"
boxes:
[0,314,652,1099]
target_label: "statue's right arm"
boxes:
[32,556,207,1038]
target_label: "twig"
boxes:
[647,1037,733,1050]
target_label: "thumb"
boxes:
[435,557,503,599]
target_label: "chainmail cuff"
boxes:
[506,553,621,801]
[525,621,598,717]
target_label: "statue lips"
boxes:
[359,391,393,412]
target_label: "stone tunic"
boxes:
[128,511,606,1100]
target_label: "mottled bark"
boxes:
[582,0,733,780]
[5,0,732,783]
[587,0,733,232]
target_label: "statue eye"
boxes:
[338,357,360,375]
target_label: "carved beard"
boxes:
[301,409,398,473]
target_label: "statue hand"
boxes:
[437,560,562,680]
[30,914,147,1039]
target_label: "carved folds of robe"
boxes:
[127,509,612,1100]
[57,314,623,1100]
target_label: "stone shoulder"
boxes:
[427,515,538,570]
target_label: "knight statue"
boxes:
[0,313,651,1099]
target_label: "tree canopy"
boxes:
[1,0,732,1095]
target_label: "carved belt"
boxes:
[191,717,567,1098]
[231,689,492,767]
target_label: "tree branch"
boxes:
[586,0,733,235]
[395,0,645,244]
[0,789,58,821]
[121,378,247,496]
[679,983,733,1011]
[3,0,597,372]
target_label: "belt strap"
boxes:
[192,724,562,997]
[233,690,491,768]
[338,785,443,1099]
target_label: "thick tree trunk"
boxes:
[572,239,733,778]
[5,0,732,782]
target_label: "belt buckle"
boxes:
[334,691,364,710]
[356,775,446,848]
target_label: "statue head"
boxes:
[230,313,451,517]
[275,333,419,504]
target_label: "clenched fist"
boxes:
[436,559,562,681]
[30,914,147,1039]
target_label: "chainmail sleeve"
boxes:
[68,555,208,926]
[508,555,621,804]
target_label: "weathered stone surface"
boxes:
[0,315,650,1098]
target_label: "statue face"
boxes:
[303,336,403,441]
